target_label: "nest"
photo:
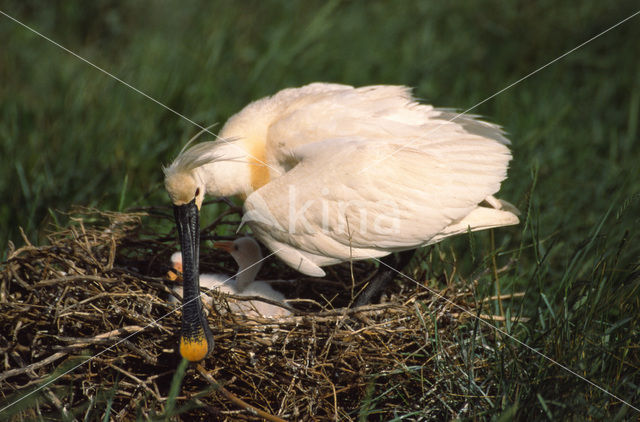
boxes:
[0,207,506,420]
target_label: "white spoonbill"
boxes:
[168,237,290,318]
[164,83,519,361]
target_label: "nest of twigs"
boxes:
[0,206,505,420]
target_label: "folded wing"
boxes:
[244,132,517,276]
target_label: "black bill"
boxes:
[174,199,213,361]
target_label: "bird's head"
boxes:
[214,237,264,291]
[167,251,183,282]
[164,171,205,210]
[215,237,262,265]
[164,160,212,362]
[163,135,260,361]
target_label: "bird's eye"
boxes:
[195,188,200,197]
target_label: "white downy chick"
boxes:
[168,237,290,318]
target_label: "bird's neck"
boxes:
[196,141,253,197]
[235,261,262,292]
[197,132,275,199]
[215,101,286,195]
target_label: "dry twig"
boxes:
[0,208,511,420]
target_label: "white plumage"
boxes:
[168,237,290,318]
[165,83,518,277]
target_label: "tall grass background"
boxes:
[1,0,639,419]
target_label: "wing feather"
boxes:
[243,135,514,274]
[215,83,517,275]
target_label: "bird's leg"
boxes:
[354,250,415,306]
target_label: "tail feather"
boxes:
[428,196,519,244]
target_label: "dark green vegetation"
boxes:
[1,1,639,419]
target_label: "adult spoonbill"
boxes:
[168,237,290,318]
[164,83,519,361]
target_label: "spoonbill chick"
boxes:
[164,83,519,360]
[168,237,290,318]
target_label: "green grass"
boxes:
[1,0,639,419]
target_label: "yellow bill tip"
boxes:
[180,335,210,362]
